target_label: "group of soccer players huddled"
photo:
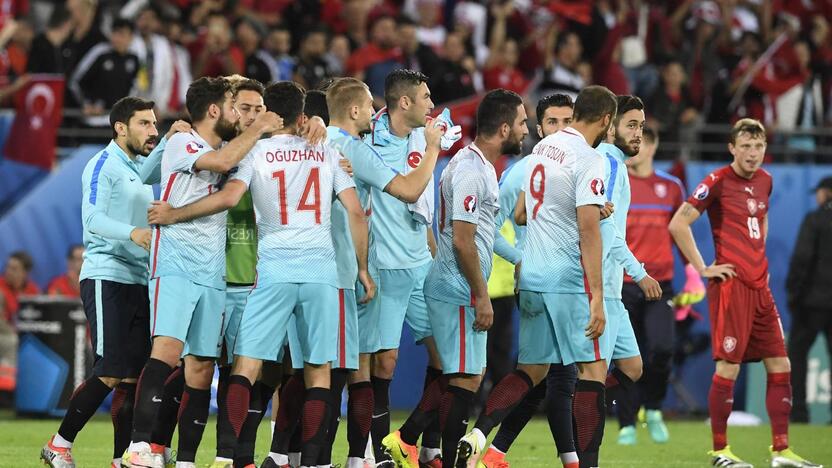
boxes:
[38,67,822,468]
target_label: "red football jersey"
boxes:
[688,165,772,288]
[47,275,80,299]
[626,170,686,282]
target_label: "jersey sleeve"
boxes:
[231,152,254,188]
[82,162,137,241]
[451,161,485,225]
[138,136,166,185]
[330,148,357,195]
[687,172,722,213]
[575,153,607,207]
[164,133,212,174]
[345,139,399,191]
[493,170,522,264]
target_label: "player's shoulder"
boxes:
[165,131,205,154]
[83,146,115,177]
[654,170,685,191]
[755,167,773,182]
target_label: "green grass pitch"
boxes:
[2,412,830,467]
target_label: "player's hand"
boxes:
[300,116,327,145]
[585,296,605,339]
[357,270,376,304]
[600,201,615,219]
[130,227,152,250]
[147,200,179,225]
[699,262,736,282]
[253,111,283,135]
[424,117,444,151]
[165,120,192,139]
[637,274,662,301]
[339,157,354,176]
[473,296,493,332]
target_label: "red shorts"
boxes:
[708,278,786,363]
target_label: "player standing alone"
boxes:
[669,118,820,468]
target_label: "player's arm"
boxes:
[427,227,436,258]
[577,205,605,339]
[668,202,735,280]
[453,220,492,331]
[605,220,661,300]
[382,119,444,202]
[193,111,282,173]
[338,187,375,303]
[147,180,248,225]
[493,185,521,265]
[83,168,151,249]
[514,190,527,226]
[139,120,192,185]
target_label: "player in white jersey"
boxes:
[456,86,619,468]
[125,77,281,468]
[381,90,529,467]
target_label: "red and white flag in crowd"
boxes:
[3,74,65,170]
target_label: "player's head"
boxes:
[612,95,645,157]
[226,75,265,133]
[385,69,433,128]
[4,251,33,289]
[476,89,528,155]
[626,126,658,169]
[110,18,134,54]
[572,85,617,147]
[67,244,84,275]
[186,76,238,141]
[110,96,158,157]
[304,89,329,126]
[728,118,766,176]
[535,93,573,138]
[264,81,306,132]
[327,77,374,134]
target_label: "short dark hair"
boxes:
[614,95,644,123]
[573,85,617,124]
[8,251,33,272]
[186,77,232,122]
[729,118,766,145]
[302,26,330,43]
[231,77,265,97]
[67,244,84,258]
[304,89,329,125]
[111,18,134,33]
[476,89,524,137]
[110,96,155,138]
[48,5,71,29]
[642,126,658,143]
[384,69,428,108]
[264,81,306,127]
[555,31,579,53]
[397,15,417,27]
[536,93,573,123]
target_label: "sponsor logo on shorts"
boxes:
[694,183,709,200]
[463,195,477,213]
[723,336,737,353]
[591,178,605,196]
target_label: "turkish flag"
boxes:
[3,74,65,170]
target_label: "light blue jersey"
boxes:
[327,126,398,289]
[596,142,646,298]
[363,116,431,270]
[493,155,528,264]
[519,128,606,294]
[80,140,155,285]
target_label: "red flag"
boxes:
[3,74,65,170]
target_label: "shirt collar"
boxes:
[105,140,135,165]
[597,142,626,161]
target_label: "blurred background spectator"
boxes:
[47,245,84,298]
[0,251,39,323]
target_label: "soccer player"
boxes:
[124,77,281,468]
[669,118,820,468]
[325,77,443,468]
[619,127,686,443]
[363,69,445,465]
[478,94,581,468]
[382,89,528,467]
[593,96,663,447]
[41,97,159,468]
[457,86,617,468]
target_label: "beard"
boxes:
[614,134,640,157]
[215,113,238,141]
[501,135,523,155]
[127,136,156,157]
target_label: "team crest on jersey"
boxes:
[723,336,737,353]
[186,141,204,154]
[407,151,422,169]
[654,183,667,198]
[747,198,758,215]
[693,183,709,200]
[463,195,477,213]
[590,178,605,196]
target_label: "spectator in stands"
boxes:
[786,176,832,423]
[482,3,530,95]
[540,30,584,99]
[263,25,295,81]
[236,0,292,28]
[0,19,29,106]
[294,26,335,90]
[325,33,350,78]
[346,12,402,98]
[47,245,84,298]
[0,251,40,323]
[648,59,699,150]
[6,18,32,76]
[781,40,825,152]
[63,0,107,80]
[191,13,244,78]
[69,18,139,126]
[235,17,276,85]
[27,6,73,74]
[593,2,631,96]
[409,0,446,51]
[397,15,440,77]
[430,31,479,104]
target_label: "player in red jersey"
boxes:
[669,119,820,468]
